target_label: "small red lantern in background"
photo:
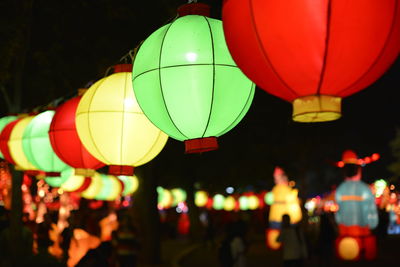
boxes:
[49,95,105,176]
[0,118,22,165]
[222,0,400,122]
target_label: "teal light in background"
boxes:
[0,116,17,158]
[132,14,255,153]
[22,111,70,175]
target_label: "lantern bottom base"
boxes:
[109,165,134,176]
[185,137,218,154]
[292,95,341,123]
[75,168,96,177]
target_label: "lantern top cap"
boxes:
[177,2,210,17]
[113,64,132,73]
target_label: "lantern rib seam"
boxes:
[315,0,332,96]
[119,73,129,165]
[133,63,238,80]
[84,78,111,164]
[335,1,399,97]
[248,0,298,100]
[201,16,215,138]
[215,83,255,137]
[136,131,165,166]
[157,20,189,140]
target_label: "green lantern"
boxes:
[213,194,225,210]
[22,111,70,176]
[171,188,187,207]
[0,115,17,159]
[132,7,255,153]
[44,171,69,188]
[239,196,249,210]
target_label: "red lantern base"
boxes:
[73,177,92,193]
[45,172,61,177]
[108,165,134,176]
[184,137,218,154]
[177,3,210,17]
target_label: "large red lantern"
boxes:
[49,96,105,176]
[222,0,400,122]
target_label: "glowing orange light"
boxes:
[371,153,380,161]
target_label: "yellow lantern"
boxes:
[248,195,259,210]
[224,196,236,211]
[75,64,168,176]
[60,169,88,192]
[81,172,103,199]
[8,115,38,172]
[195,191,208,207]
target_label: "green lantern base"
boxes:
[184,137,218,154]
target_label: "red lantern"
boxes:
[49,96,105,176]
[222,0,400,122]
[0,118,22,165]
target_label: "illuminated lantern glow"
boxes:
[118,175,139,196]
[248,195,259,210]
[157,187,173,209]
[95,174,122,201]
[60,169,91,192]
[336,236,361,261]
[269,168,302,226]
[81,172,103,199]
[223,195,236,211]
[195,190,208,207]
[0,118,22,165]
[49,96,105,176]
[222,0,400,122]
[213,194,225,210]
[9,116,39,172]
[22,111,70,176]
[334,150,378,261]
[132,3,255,153]
[265,228,281,250]
[76,64,168,176]
[171,188,187,207]
[0,116,17,159]
[264,191,274,205]
[44,174,69,188]
[239,196,249,211]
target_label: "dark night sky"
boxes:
[1,0,399,196]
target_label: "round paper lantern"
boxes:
[132,4,255,153]
[118,175,139,196]
[81,172,103,199]
[0,118,21,165]
[213,194,225,210]
[0,116,17,159]
[44,174,69,188]
[239,196,249,210]
[22,111,70,176]
[95,174,123,201]
[171,188,187,206]
[223,196,236,211]
[248,195,259,210]
[157,187,173,209]
[49,96,105,176]
[195,191,208,207]
[222,0,400,122]
[76,64,168,176]
[60,168,91,192]
[9,116,39,172]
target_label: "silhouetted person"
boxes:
[30,237,65,267]
[316,212,337,266]
[218,220,248,267]
[112,213,140,267]
[75,241,113,267]
[277,214,307,267]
